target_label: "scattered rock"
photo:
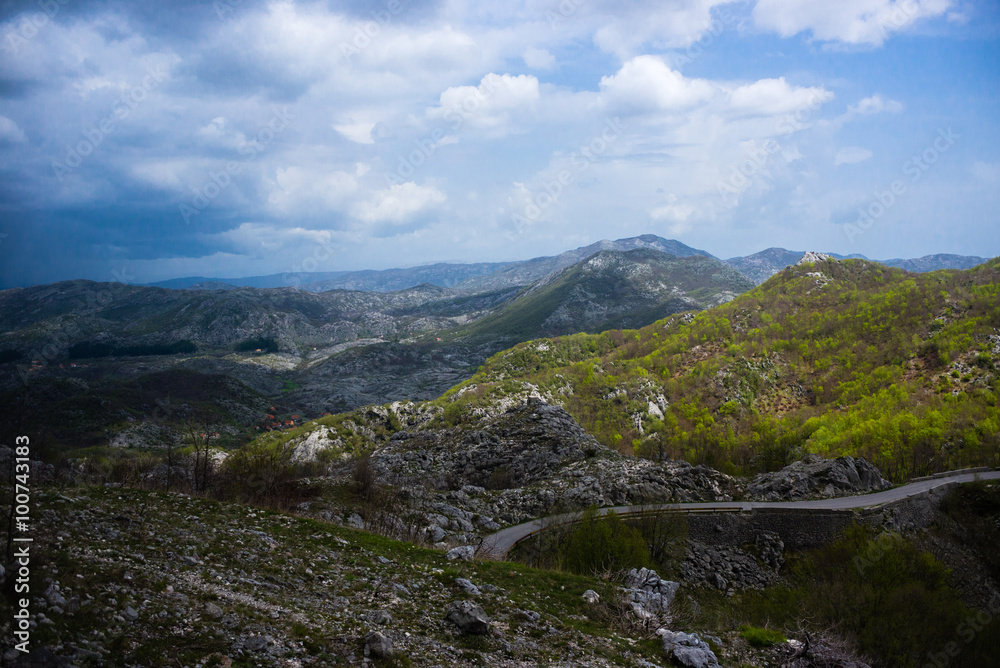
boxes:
[364,631,394,660]
[369,609,392,625]
[682,540,780,591]
[203,602,224,619]
[581,589,600,604]
[446,545,475,562]
[454,578,481,595]
[445,600,491,635]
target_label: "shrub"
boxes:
[217,440,299,508]
[487,466,517,490]
[560,508,650,576]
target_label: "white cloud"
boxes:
[210,223,335,254]
[427,73,540,136]
[651,195,696,235]
[729,78,834,115]
[598,56,715,113]
[835,146,874,165]
[334,121,376,144]
[353,182,447,224]
[268,165,363,214]
[523,47,556,70]
[0,116,27,143]
[972,161,1000,184]
[753,0,953,46]
[850,94,904,115]
[590,0,739,56]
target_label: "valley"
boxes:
[2,236,998,668]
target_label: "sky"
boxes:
[0,0,998,288]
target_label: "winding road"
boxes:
[484,468,1000,557]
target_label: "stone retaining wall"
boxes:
[685,483,957,550]
[685,508,856,551]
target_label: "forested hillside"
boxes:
[422,257,1000,481]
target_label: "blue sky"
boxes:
[0,0,998,287]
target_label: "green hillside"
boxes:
[430,257,1000,481]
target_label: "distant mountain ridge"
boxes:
[143,235,713,294]
[882,253,990,273]
[142,236,992,293]
[726,248,991,285]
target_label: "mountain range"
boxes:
[145,236,990,292]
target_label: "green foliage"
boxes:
[560,508,651,576]
[713,523,1000,667]
[217,438,299,507]
[739,626,786,647]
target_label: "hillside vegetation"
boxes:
[417,257,1000,481]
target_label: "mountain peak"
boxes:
[796,251,833,266]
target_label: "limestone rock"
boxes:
[364,631,394,660]
[624,568,680,617]
[745,455,892,502]
[454,578,481,595]
[445,600,491,635]
[446,545,475,562]
[795,251,831,266]
[658,629,720,668]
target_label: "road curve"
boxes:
[483,469,1000,557]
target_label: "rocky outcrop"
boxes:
[360,398,737,543]
[681,535,784,592]
[795,251,832,266]
[744,455,891,501]
[375,399,600,490]
[623,568,680,619]
[657,629,720,668]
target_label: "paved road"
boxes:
[484,469,1000,557]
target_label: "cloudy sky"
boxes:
[1,0,998,287]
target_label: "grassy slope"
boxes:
[23,485,665,667]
